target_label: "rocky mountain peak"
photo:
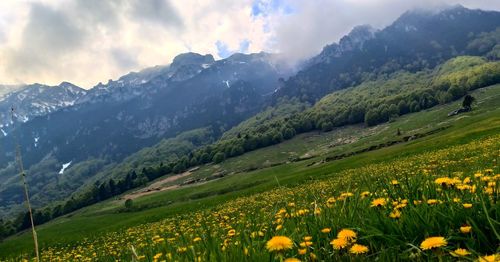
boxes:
[171,53,215,69]
[338,24,378,52]
[307,25,378,66]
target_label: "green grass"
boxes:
[1,84,499,259]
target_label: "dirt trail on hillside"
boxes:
[121,171,192,200]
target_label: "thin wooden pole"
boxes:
[11,107,39,262]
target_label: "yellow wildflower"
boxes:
[427,199,439,205]
[420,236,447,250]
[389,209,401,219]
[337,229,357,241]
[321,228,331,233]
[477,254,499,262]
[227,229,236,237]
[266,236,294,252]
[460,226,472,233]
[450,248,471,257]
[371,198,387,207]
[193,237,202,242]
[349,244,369,254]
[330,238,348,250]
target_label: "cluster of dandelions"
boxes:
[13,134,500,261]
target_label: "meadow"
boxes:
[1,85,499,261]
[21,133,500,261]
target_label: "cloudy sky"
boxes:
[0,0,499,88]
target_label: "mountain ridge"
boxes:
[0,5,498,225]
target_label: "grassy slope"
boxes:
[1,84,499,258]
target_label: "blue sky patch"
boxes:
[239,39,250,53]
[216,40,232,58]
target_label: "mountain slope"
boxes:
[0,82,86,131]
[0,52,289,217]
[277,5,500,102]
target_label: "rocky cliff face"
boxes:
[0,82,86,132]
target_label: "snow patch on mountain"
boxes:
[59,161,72,175]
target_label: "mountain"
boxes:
[305,25,378,66]
[0,52,290,216]
[0,5,499,220]
[277,5,500,102]
[0,82,86,132]
[77,53,216,104]
[0,85,24,99]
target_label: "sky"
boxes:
[0,0,499,89]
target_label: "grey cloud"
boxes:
[24,3,84,53]
[73,0,123,29]
[111,48,139,70]
[130,0,183,29]
[4,3,86,76]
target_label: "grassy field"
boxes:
[1,85,499,260]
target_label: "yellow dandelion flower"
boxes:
[389,209,401,219]
[299,241,313,247]
[435,177,451,186]
[349,244,369,254]
[463,203,473,208]
[420,236,447,250]
[477,254,499,262]
[227,229,236,237]
[337,229,357,241]
[303,236,312,241]
[460,226,472,234]
[266,236,294,252]
[153,253,162,259]
[327,197,336,204]
[427,199,439,205]
[321,228,331,233]
[450,248,471,257]
[330,238,349,250]
[298,248,307,255]
[371,198,387,207]
[193,237,202,242]
[391,180,399,185]
[284,258,301,262]
[276,224,283,231]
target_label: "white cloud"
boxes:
[0,0,498,88]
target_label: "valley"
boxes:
[1,83,498,260]
[0,4,499,261]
